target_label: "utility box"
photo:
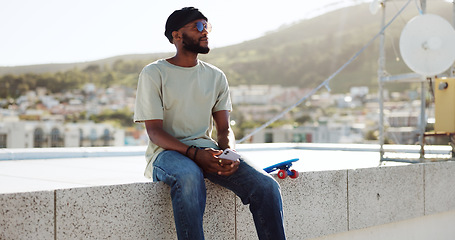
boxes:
[435,78,455,132]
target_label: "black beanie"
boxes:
[164,7,208,43]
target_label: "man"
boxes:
[134,7,286,240]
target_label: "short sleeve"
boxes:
[133,65,164,122]
[213,72,232,113]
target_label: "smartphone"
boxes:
[219,148,241,161]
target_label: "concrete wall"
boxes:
[1,161,455,240]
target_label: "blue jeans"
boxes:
[153,150,286,240]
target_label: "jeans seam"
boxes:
[153,151,205,240]
[175,182,191,240]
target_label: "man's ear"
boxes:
[172,31,181,42]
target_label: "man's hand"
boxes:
[192,148,240,176]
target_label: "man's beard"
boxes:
[182,33,210,54]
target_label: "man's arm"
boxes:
[144,119,189,155]
[212,110,240,175]
[212,110,236,150]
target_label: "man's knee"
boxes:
[248,173,281,202]
[262,175,281,194]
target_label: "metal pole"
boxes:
[419,0,427,162]
[419,77,426,162]
[452,0,455,77]
[378,1,386,164]
[420,0,426,14]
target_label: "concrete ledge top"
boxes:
[0,143,452,194]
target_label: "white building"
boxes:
[230,85,310,106]
[0,120,124,148]
[245,122,364,144]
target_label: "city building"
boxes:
[0,120,124,148]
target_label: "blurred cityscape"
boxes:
[0,83,431,148]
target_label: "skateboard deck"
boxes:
[263,158,300,179]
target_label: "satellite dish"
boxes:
[370,0,380,15]
[399,14,455,76]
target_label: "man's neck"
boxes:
[167,52,198,67]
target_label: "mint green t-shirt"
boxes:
[134,59,232,179]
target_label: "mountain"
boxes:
[0,2,452,93]
[203,1,453,92]
[0,53,168,76]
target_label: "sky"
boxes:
[0,0,369,67]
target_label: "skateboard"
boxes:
[263,158,300,179]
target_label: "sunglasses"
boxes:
[195,21,212,33]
